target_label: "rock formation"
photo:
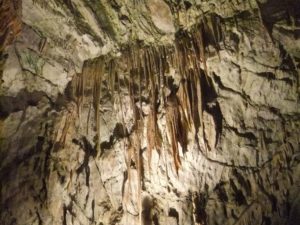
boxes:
[0,0,299,225]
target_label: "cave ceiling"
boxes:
[0,0,300,225]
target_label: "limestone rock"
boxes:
[0,1,300,225]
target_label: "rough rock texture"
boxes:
[0,0,300,225]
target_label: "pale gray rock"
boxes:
[0,0,299,225]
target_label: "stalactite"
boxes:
[147,65,162,170]
[175,30,190,78]
[92,57,105,156]
[174,26,213,152]
[137,20,219,173]
[135,49,144,224]
[165,94,187,174]
[54,107,76,151]
[195,22,209,81]
[72,15,224,176]
[58,110,74,148]
[116,70,134,215]
[158,45,167,105]
[177,79,193,130]
[124,44,145,225]
[203,15,222,58]
[138,48,143,118]
[74,56,105,156]
[194,71,205,141]
[75,70,84,117]
[136,120,143,225]
[108,59,116,103]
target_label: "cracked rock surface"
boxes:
[0,0,300,225]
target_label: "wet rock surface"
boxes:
[0,0,300,225]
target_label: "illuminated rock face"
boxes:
[0,1,300,225]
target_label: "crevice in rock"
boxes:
[73,137,96,187]
[168,207,179,225]
[0,89,46,119]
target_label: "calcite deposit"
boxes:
[0,0,299,225]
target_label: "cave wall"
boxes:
[0,0,300,225]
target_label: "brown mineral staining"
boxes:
[0,0,22,52]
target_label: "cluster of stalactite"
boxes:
[0,0,22,76]
[72,12,223,166]
[70,14,224,224]
[72,56,105,153]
